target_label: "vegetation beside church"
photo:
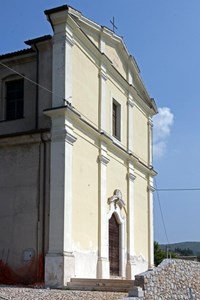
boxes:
[154,241,176,266]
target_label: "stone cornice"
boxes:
[0,130,50,147]
[44,105,157,176]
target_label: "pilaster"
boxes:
[127,95,134,153]
[44,108,76,287]
[126,161,136,279]
[51,17,74,106]
[97,142,110,278]
[99,65,107,132]
[148,117,153,166]
[148,177,155,269]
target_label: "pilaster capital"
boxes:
[65,28,74,46]
[99,141,109,165]
[99,65,107,81]
[147,185,155,192]
[148,117,153,127]
[127,161,136,181]
[53,26,74,46]
[99,154,110,166]
[65,130,77,145]
[128,173,136,182]
[127,95,134,107]
[51,128,77,145]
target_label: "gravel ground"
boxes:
[0,285,127,300]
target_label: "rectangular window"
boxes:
[6,79,24,120]
[112,100,121,140]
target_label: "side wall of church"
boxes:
[0,136,50,284]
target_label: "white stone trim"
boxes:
[127,94,134,152]
[107,193,126,278]
[45,109,76,287]
[99,64,107,131]
[148,176,154,269]
[97,142,110,278]
[52,24,73,107]
[126,161,136,279]
[148,116,153,166]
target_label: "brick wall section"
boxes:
[134,259,200,300]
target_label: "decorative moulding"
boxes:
[147,185,155,192]
[128,173,136,182]
[98,154,110,165]
[65,130,77,145]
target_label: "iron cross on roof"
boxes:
[110,16,118,33]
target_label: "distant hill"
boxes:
[160,242,200,256]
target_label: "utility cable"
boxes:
[154,178,170,247]
[156,188,200,192]
[0,60,149,165]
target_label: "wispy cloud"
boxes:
[153,107,174,159]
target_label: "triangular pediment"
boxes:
[65,6,157,114]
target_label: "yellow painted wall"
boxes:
[105,43,126,79]
[107,151,127,207]
[106,77,127,146]
[134,169,148,258]
[133,105,148,163]
[72,40,99,127]
[85,31,99,48]
[72,128,99,251]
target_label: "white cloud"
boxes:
[153,107,174,159]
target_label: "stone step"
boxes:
[67,278,135,292]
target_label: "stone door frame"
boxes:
[107,201,126,278]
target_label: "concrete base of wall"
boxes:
[97,258,110,279]
[45,252,75,287]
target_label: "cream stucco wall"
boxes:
[72,128,99,251]
[134,169,149,259]
[133,105,148,163]
[72,128,99,278]
[106,76,127,146]
[72,39,99,127]
[105,43,126,79]
[84,30,99,48]
[107,151,127,206]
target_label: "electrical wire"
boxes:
[154,178,170,246]
[0,60,149,165]
[156,188,200,192]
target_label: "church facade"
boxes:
[0,5,157,287]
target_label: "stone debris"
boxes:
[0,285,127,300]
[135,259,200,300]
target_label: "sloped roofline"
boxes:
[45,5,140,74]
[63,6,157,113]
[0,48,34,60]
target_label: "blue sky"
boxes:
[1,0,200,245]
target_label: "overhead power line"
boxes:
[156,188,200,192]
[154,178,170,246]
[0,60,148,165]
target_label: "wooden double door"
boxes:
[109,214,120,276]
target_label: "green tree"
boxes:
[154,241,166,266]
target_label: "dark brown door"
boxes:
[109,214,120,276]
